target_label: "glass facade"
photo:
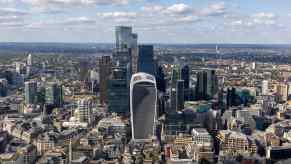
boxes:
[137,45,155,75]
[108,67,129,115]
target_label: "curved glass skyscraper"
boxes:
[130,73,157,142]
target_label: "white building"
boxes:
[192,128,212,147]
[262,80,269,95]
[75,97,94,124]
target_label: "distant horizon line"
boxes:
[0,42,290,46]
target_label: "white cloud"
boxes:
[0,7,29,16]
[253,12,275,19]
[0,15,24,23]
[25,16,96,29]
[141,5,164,13]
[163,3,192,15]
[96,11,137,23]
[252,12,276,25]
[230,20,243,26]
[201,2,225,16]
[97,11,137,19]
[20,0,139,6]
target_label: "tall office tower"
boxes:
[137,45,155,75]
[262,80,269,95]
[114,26,138,73]
[112,48,131,67]
[196,71,207,100]
[45,82,63,108]
[181,65,190,89]
[206,69,218,98]
[27,54,33,66]
[0,79,8,97]
[130,73,157,141]
[25,81,37,105]
[170,66,180,113]
[176,80,185,112]
[115,26,133,49]
[196,70,218,100]
[131,33,138,73]
[181,65,190,100]
[79,59,89,81]
[99,56,112,105]
[108,67,129,115]
[76,97,94,124]
[156,65,166,92]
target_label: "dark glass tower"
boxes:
[181,65,190,89]
[181,65,190,100]
[99,56,112,105]
[156,65,166,92]
[170,66,180,113]
[176,80,185,112]
[45,82,63,108]
[138,45,155,75]
[108,67,129,116]
[196,69,218,100]
[25,81,37,105]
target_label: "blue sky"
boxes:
[0,0,290,43]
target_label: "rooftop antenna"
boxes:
[216,44,220,70]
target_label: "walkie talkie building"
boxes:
[130,73,157,142]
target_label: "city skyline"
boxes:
[0,0,291,43]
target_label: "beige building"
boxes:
[217,130,257,155]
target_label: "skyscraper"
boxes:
[137,45,155,75]
[0,79,8,97]
[114,26,138,74]
[25,81,37,105]
[206,69,218,98]
[115,26,133,49]
[130,73,157,141]
[181,65,190,100]
[181,65,190,89]
[176,80,185,112]
[131,33,138,74]
[112,48,131,67]
[196,70,218,100]
[108,67,129,115]
[156,65,166,92]
[170,66,180,113]
[27,54,33,66]
[45,82,63,108]
[99,56,112,105]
